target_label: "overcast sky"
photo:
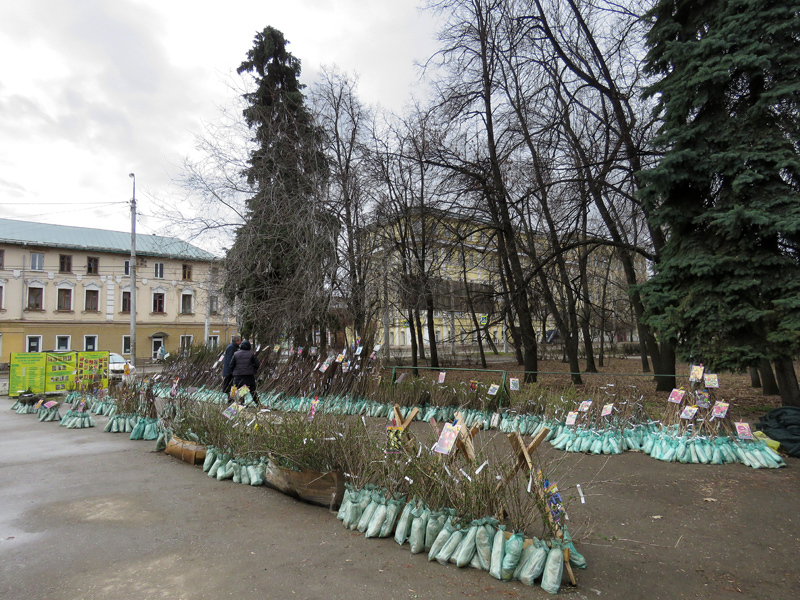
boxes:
[0,0,439,246]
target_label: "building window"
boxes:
[207,335,219,349]
[154,263,164,279]
[84,335,97,351]
[57,288,72,311]
[181,293,193,314]
[26,335,42,352]
[0,285,4,310]
[27,286,43,310]
[182,264,192,280]
[85,289,99,311]
[122,335,131,355]
[209,295,219,315]
[210,266,219,280]
[59,254,72,273]
[124,260,130,276]
[152,293,165,313]
[56,335,71,351]
[87,256,99,274]
[180,335,193,353]
[121,291,131,313]
[0,249,4,269]
[31,252,44,271]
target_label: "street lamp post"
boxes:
[129,173,137,367]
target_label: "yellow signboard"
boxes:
[9,353,47,396]
[9,351,109,396]
[75,351,110,390]
[45,351,77,393]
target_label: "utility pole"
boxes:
[129,173,137,367]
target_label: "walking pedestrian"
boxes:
[222,335,241,394]
[230,340,259,404]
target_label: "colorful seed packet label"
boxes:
[469,380,478,390]
[668,389,686,403]
[386,426,403,454]
[341,361,350,373]
[433,423,460,455]
[695,390,710,408]
[236,385,250,398]
[509,378,519,391]
[355,346,363,356]
[438,371,446,384]
[310,347,317,356]
[712,401,729,419]
[565,411,578,426]
[487,384,500,396]
[44,401,57,408]
[297,347,304,356]
[307,398,320,422]
[601,403,614,417]
[273,344,281,353]
[680,405,699,420]
[689,364,705,382]
[735,422,754,440]
[335,353,345,363]
[579,400,593,412]
[222,402,244,420]
[704,373,719,388]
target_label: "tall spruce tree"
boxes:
[639,0,800,404]
[224,27,332,343]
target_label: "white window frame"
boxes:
[26,335,42,352]
[30,252,44,271]
[122,335,131,355]
[56,287,73,311]
[152,291,165,313]
[84,335,98,352]
[154,262,164,279]
[55,335,71,351]
[180,292,193,314]
[207,335,219,349]
[209,295,219,315]
[124,260,130,276]
[180,335,193,352]
[26,282,45,310]
[121,290,131,313]
[151,336,164,359]
[0,279,5,310]
[84,288,100,312]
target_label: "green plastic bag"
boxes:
[394,501,414,545]
[379,498,404,538]
[455,523,478,567]
[489,526,506,579]
[365,499,387,538]
[425,511,448,551]
[409,506,430,554]
[475,522,495,571]
[428,521,454,562]
[501,531,524,580]
[518,542,548,586]
[436,527,463,565]
[540,543,564,594]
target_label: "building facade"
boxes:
[0,218,236,366]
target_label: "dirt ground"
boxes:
[1,394,798,600]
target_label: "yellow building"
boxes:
[0,218,236,366]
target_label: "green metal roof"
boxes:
[0,218,217,261]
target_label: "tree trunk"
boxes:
[425,302,439,369]
[654,342,676,391]
[581,322,598,373]
[759,358,779,395]
[773,357,800,406]
[415,309,426,361]
[408,309,419,377]
[748,366,761,388]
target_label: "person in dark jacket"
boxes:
[221,335,241,394]
[230,340,259,404]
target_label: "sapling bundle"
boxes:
[37,402,62,422]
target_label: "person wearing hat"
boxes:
[221,335,241,394]
[230,340,259,404]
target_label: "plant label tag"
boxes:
[579,400,593,412]
[565,411,578,426]
[680,405,699,420]
[735,422,754,440]
[712,401,729,419]
[509,378,519,391]
[668,389,686,403]
[704,373,719,388]
[602,403,614,417]
[438,371,446,384]
[689,364,705,382]
[487,384,500,396]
